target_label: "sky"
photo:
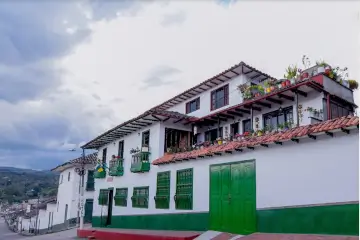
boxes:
[0,0,359,170]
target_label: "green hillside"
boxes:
[0,167,59,204]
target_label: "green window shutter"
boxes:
[131,187,149,208]
[175,168,193,210]
[155,171,170,209]
[98,189,109,205]
[86,170,95,191]
[114,188,128,207]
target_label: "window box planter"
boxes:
[94,170,106,179]
[131,152,151,173]
[109,157,124,177]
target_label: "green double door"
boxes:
[210,160,256,235]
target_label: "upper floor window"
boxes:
[324,99,353,120]
[59,175,63,184]
[118,140,124,158]
[263,106,293,129]
[186,97,200,114]
[142,130,150,146]
[68,172,71,182]
[211,84,229,111]
[102,148,107,164]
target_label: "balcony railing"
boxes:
[238,78,297,102]
[109,157,124,177]
[130,151,151,173]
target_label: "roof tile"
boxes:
[153,116,358,165]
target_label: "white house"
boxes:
[22,153,98,235]
[82,61,359,236]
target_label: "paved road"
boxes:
[0,218,78,240]
[0,219,24,240]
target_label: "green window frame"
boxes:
[154,171,170,209]
[131,186,149,208]
[114,188,128,207]
[175,168,193,210]
[86,170,95,191]
[98,189,109,206]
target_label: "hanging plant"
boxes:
[348,79,358,90]
[298,104,303,122]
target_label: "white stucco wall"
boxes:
[93,129,358,216]
[29,163,95,232]
[36,209,48,230]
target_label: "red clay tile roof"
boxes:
[152,116,359,165]
[51,152,98,171]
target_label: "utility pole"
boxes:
[34,193,40,235]
[74,148,86,230]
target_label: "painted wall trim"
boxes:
[257,201,359,210]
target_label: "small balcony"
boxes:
[164,128,193,154]
[109,155,124,177]
[130,147,151,173]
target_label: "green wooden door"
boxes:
[84,199,93,223]
[210,160,256,235]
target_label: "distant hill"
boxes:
[0,166,59,204]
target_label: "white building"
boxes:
[82,61,359,236]
[19,153,98,235]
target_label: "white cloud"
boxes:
[60,0,360,136]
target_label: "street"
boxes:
[0,219,24,240]
[0,219,78,240]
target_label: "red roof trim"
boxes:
[152,116,359,165]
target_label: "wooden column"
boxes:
[250,106,254,131]
[327,93,331,120]
[217,115,221,138]
[164,128,168,152]
[295,90,299,127]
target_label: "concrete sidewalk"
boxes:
[28,228,77,240]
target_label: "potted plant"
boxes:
[243,131,250,138]
[264,80,271,93]
[257,129,264,136]
[166,147,173,154]
[283,121,291,131]
[325,66,331,75]
[277,123,284,131]
[348,80,358,90]
[316,60,327,74]
[284,65,298,85]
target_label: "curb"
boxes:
[77,229,200,240]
